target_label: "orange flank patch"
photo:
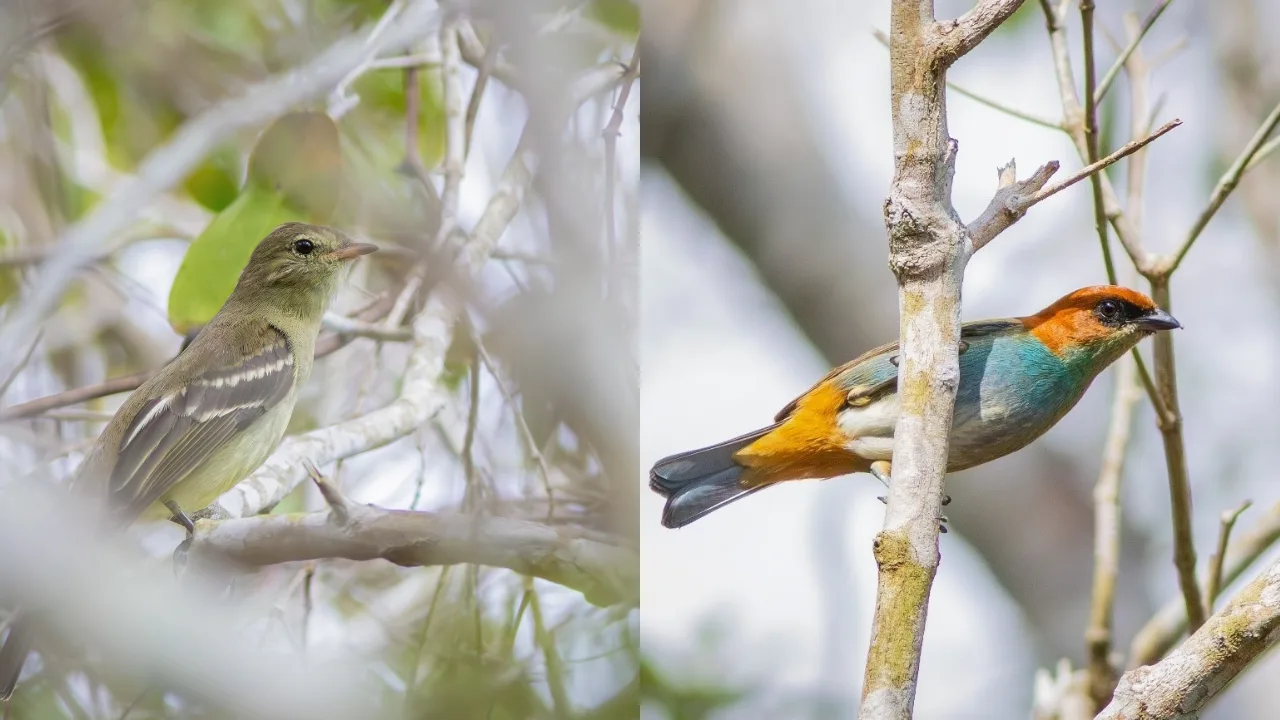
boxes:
[733,379,862,487]
[1021,285,1157,357]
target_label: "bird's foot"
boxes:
[165,500,195,577]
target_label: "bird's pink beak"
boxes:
[330,243,379,261]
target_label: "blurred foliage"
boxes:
[640,657,748,720]
[992,0,1039,36]
[588,0,640,37]
[0,0,638,716]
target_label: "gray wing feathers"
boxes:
[109,326,294,520]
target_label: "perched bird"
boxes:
[0,222,376,700]
[650,286,1181,529]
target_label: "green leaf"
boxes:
[184,146,241,212]
[588,0,640,37]
[0,230,18,308]
[166,185,294,333]
[168,112,345,332]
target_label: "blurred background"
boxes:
[0,0,638,718]
[640,0,1280,718]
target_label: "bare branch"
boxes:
[321,313,412,342]
[1205,500,1254,615]
[967,160,1060,249]
[861,1,1027,717]
[1080,0,1119,283]
[1094,0,1174,104]
[1039,0,1151,271]
[602,46,640,292]
[1150,280,1205,632]
[1129,500,1280,667]
[1098,558,1280,719]
[187,506,637,608]
[1085,354,1140,710]
[437,15,466,234]
[305,460,350,525]
[1165,99,1280,274]
[967,119,1181,249]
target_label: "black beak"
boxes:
[1132,308,1181,332]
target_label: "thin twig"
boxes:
[1242,135,1280,173]
[473,334,556,521]
[967,120,1180,250]
[1129,500,1280,667]
[0,329,42,400]
[1020,119,1181,208]
[401,64,425,178]
[1094,0,1174,103]
[1166,99,1280,274]
[949,81,1063,130]
[1148,281,1206,632]
[1039,0,1150,270]
[602,46,640,290]
[460,329,483,513]
[463,35,498,156]
[529,588,570,716]
[322,313,412,342]
[1205,500,1253,614]
[1040,0,1206,636]
[1080,0,1118,283]
[368,52,440,70]
[871,28,1060,130]
[437,15,466,238]
[1085,353,1140,710]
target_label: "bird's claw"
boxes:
[172,536,192,577]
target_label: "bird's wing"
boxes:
[773,319,1022,422]
[108,322,295,522]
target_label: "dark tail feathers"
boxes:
[0,614,31,701]
[650,426,777,528]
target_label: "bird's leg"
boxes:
[164,500,195,575]
[869,461,950,533]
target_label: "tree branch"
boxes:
[860,1,1027,717]
[1165,99,1280,274]
[1205,500,1253,615]
[1098,558,1280,719]
[1129,500,1280,667]
[188,504,637,609]
[1085,354,1140,710]
[966,119,1180,249]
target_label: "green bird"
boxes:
[0,221,376,701]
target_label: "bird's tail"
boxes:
[650,426,778,528]
[0,613,31,701]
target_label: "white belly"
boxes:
[836,393,899,461]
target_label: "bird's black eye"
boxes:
[1096,299,1122,321]
[293,239,315,255]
